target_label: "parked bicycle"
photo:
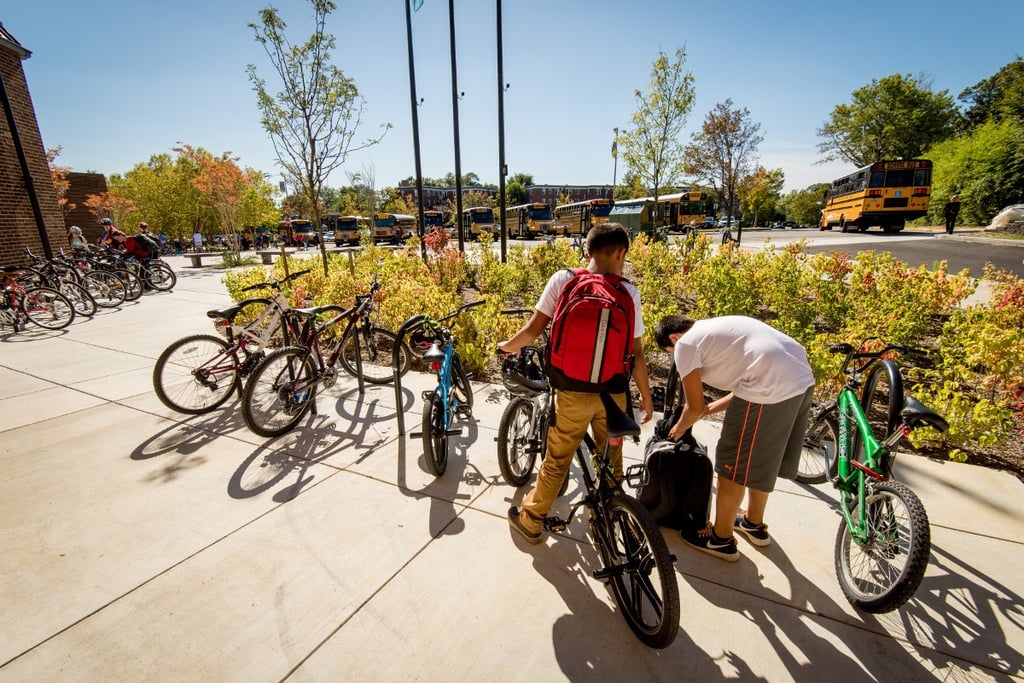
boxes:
[0,267,76,333]
[152,269,311,414]
[801,340,949,613]
[55,248,128,308]
[241,274,411,437]
[533,389,679,649]
[22,247,97,317]
[406,300,483,476]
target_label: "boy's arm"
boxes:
[497,311,551,356]
[631,336,654,424]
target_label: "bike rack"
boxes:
[393,314,427,436]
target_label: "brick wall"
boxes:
[64,172,109,244]
[0,39,66,267]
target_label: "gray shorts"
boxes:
[715,386,814,492]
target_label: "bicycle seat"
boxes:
[901,396,949,433]
[205,297,271,322]
[600,392,641,438]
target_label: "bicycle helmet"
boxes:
[501,345,548,397]
[100,218,113,225]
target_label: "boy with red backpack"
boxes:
[498,222,654,544]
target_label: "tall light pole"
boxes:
[496,0,507,263]
[404,0,428,260]
[449,0,465,252]
[612,127,619,200]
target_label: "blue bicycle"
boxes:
[410,301,484,476]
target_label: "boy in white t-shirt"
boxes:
[498,223,654,544]
[654,314,815,561]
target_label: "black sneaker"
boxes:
[734,513,771,547]
[508,506,542,545]
[681,523,739,562]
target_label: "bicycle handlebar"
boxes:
[831,340,919,377]
[240,269,311,293]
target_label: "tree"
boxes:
[738,167,785,226]
[817,73,957,166]
[46,147,75,220]
[83,191,136,229]
[778,183,831,227]
[237,168,281,230]
[620,47,696,205]
[684,99,764,225]
[174,144,250,261]
[108,152,213,239]
[248,0,389,271]
[506,172,533,206]
[615,171,648,200]
[958,57,1024,133]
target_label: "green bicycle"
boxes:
[801,341,949,613]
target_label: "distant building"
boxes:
[396,180,497,211]
[0,23,65,265]
[525,185,614,205]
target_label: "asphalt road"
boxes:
[690,228,1024,279]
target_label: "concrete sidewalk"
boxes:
[1,255,1022,682]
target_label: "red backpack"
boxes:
[547,268,636,393]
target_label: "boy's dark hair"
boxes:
[586,222,630,255]
[654,314,696,350]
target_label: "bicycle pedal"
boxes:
[444,428,463,436]
[542,517,566,533]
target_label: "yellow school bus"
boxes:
[372,213,415,243]
[821,159,932,233]
[461,206,497,239]
[322,214,368,245]
[505,203,554,238]
[552,198,615,236]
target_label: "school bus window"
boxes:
[914,169,931,186]
[869,171,885,188]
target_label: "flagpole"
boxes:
[448,0,465,252]
[496,0,507,263]
[612,127,619,200]
[405,0,427,261]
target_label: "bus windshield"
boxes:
[374,216,395,228]
[590,203,613,218]
[528,206,552,221]
[424,213,444,227]
[470,210,494,224]
[337,217,358,229]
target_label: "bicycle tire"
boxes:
[82,271,127,307]
[596,493,680,649]
[452,353,474,413]
[338,325,411,384]
[497,397,538,487]
[860,359,904,443]
[421,390,449,476]
[153,334,239,414]
[61,281,97,317]
[241,346,317,437]
[146,261,177,291]
[116,268,144,301]
[834,480,930,614]
[22,287,75,330]
[797,409,840,484]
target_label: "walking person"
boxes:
[654,314,815,561]
[944,194,961,235]
[498,222,655,544]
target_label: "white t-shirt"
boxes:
[673,316,814,404]
[536,269,644,339]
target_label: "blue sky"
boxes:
[5,0,1022,193]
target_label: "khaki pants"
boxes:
[518,390,627,534]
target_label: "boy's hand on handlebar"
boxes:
[496,340,516,357]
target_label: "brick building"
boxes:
[0,23,65,266]
[396,180,497,211]
[63,172,109,244]
[525,184,613,205]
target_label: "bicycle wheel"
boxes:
[60,282,97,317]
[82,271,127,307]
[497,397,538,487]
[153,334,239,414]
[241,346,317,437]
[21,287,75,330]
[860,359,904,443]
[146,261,177,291]
[115,268,144,301]
[452,353,474,413]
[834,480,930,614]
[797,410,839,484]
[596,493,680,649]
[338,325,411,384]
[421,390,449,476]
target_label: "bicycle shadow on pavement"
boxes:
[872,542,1024,679]
[676,537,960,681]
[390,435,474,538]
[130,408,247,482]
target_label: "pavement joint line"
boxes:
[0,467,345,671]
